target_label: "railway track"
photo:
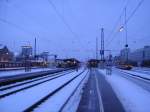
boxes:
[115,69,150,92]
[0,68,70,86]
[0,68,88,112]
[0,70,73,91]
[132,69,150,75]
[0,70,74,98]
[116,69,150,81]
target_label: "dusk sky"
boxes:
[0,0,149,60]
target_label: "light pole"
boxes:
[125,7,129,64]
[119,7,129,64]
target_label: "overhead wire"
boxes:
[0,18,35,36]
[4,1,59,43]
[106,0,144,48]
[126,0,144,24]
[0,0,66,46]
[47,0,78,39]
[47,0,87,54]
[106,0,130,47]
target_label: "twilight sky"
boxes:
[0,0,150,60]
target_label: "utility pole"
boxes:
[96,37,98,59]
[100,28,104,61]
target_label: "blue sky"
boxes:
[0,0,149,60]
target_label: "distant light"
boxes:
[119,26,124,32]
[14,52,18,56]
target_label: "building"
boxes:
[40,52,49,61]
[118,46,150,66]
[128,46,150,63]
[120,48,130,62]
[21,45,32,57]
[15,45,33,62]
[0,45,14,62]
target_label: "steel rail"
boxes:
[0,70,75,99]
[23,70,86,112]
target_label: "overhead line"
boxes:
[126,0,144,24]
[7,3,50,34]
[106,0,144,47]
[47,0,78,38]
[106,0,130,47]
[47,0,87,53]
[0,18,35,36]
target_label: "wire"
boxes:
[106,0,144,48]
[126,0,144,24]
[9,3,50,34]
[46,0,87,53]
[106,0,130,46]
[3,1,56,43]
[1,1,67,45]
[47,0,78,39]
[0,18,35,36]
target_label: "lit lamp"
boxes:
[119,26,124,32]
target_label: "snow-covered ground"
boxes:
[0,70,72,96]
[0,68,56,78]
[132,67,150,75]
[99,69,150,112]
[0,68,87,112]
[0,70,72,91]
[62,72,89,112]
[117,68,150,79]
[0,67,25,71]
[133,67,150,71]
[34,70,88,112]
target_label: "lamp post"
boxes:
[125,7,129,64]
[119,7,129,64]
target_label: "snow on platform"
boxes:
[99,69,150,112]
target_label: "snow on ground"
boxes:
[0,69,84,112]
[132,67,150,75]
[0,71,71,95]
[119,69,150,79]
[99,69,150,112]
[0,70,71,90]
[62,72,89,112]
[34,70,88,112]
[133,67,150,71]
[0,68,56,77]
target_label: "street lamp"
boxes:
[119,7,129,64]
[119,26,124,32]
